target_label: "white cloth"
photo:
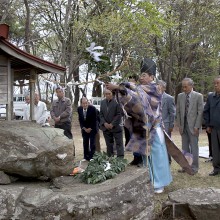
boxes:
[23,104,30,120]
[34,101,47,125]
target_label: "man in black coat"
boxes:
[78,97,97,161]
[100,89,124,158]
[204,75,220,176]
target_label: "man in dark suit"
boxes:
[78,97,97,161]
[176,78,204,174]
[100,89,124,158]
[158,80,176,164]
[204,76,220,176]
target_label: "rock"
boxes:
[162,188,220,220]
[0,121,74,179]
[0,167,154,220]
[0,171,11,184]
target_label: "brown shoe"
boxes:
[178,169,186,173]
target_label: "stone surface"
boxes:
[162,188,220,220]
[0,121,75,179]
[0,171,11,184]
[0,167,154,220]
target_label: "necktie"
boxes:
[83,109,87,119]
[185,94,189,116]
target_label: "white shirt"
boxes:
[23,103,30,120]
[23,101,47,125]
[34,101,47,125]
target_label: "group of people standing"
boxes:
[22,58,220,194]
[176,76,220,178]
[102,58,220,193]
[23,87,73,140]
[77,89,124,161]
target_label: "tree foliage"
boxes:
[2,0,220,103]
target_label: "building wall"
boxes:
[0,55,8,104]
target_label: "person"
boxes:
[78,97,98,161]
[50,87,73,139]
[124,75,143,167]
[95,108,101,152]
[204,76,220,176]
[124,75,136,147]
[23,95,30,120]
[88,99,101,152]
[23,93,47,125]
[99,89,124,158]
[204,92,213,163]
[106,58,172,193]
[33,93,48,125]
[176,78,204,174]
[158,80,176,164]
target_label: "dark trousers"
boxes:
[211,129,220,172]
[207,131,212,157]
[124,126,131,146]
[95,131,101,152]
[103,130,124,157]
[55,121,73,139]
[182,121,199,172]
[82,130,96,160]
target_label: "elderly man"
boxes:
[204,76,220,176]
[176,78,204,174]
[23,93,47,125]
[50,87,73,139]
[78,97,98,161]
[33,93,48,125]
[100,89,124,158]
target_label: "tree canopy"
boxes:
[1,0,220,105]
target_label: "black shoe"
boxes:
[129,156,142,166]
[209,171,220,176]
[129,158,139,165]
[137,162,143,168]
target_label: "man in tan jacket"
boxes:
[50,87,73,139]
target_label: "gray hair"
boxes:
[182,78,194,86]
[157,80,167,88]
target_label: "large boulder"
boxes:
[0,121,74,179]
[162,188,220,220]
[0,167,154,220]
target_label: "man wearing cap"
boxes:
[106,58,172,193]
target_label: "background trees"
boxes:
[1,0,220,107]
